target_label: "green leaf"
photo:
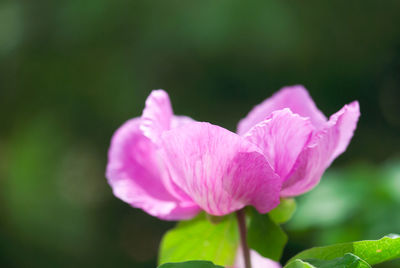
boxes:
[287,235,400,266]
[305,253,371,268]
[269,198,297,224]
[247,208,288,261]
[285,254,371,268]
[158,260,224,268]
[158,213,238,267]
[285,259,315,268]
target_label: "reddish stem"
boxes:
[236,209,252,268]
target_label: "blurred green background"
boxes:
[1,0,399,267]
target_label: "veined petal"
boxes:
[244,109,314,180]
[281,101,360,197]
[106,118,200,220]
[233,249,282,268]
[237,85,327,135]
[140,89,173,143]
[161,122,281,216]
[329,101,361,160]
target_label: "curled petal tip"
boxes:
[349,100,360,113]
[140,89,173,143]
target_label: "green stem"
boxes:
[236,208,252,268]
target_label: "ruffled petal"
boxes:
[140,89,173,144]
[281,101,360,197]
[233,249,282,268]
[161,122,281,216]
[244,109,314,180]
[329,101,361,160]
[237,85,327,135]
[106,118,200,220]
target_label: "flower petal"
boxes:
[106,118,200,220]
[139,90,197,142]
[329,101,361,160]
[140,89,173,144]
[237,85,327,135]
[161,122,281,216]
[244,108,314,180]
[281,101,360,197]
[171,115,196,128]
[233,249,282,268]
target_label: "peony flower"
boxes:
[106,86,360,220]
[106,90,281,220]
[238,85,360,196]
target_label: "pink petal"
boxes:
[140,89,173,144]
[281,101,360,197]
[244,109,314,180]
[233,249,282,268]
[237,85,327,135]
[329,101,361,160]
[160,122,281,216]
[139,90,196,141]
[171,115,196,129]
[106,118,200,220]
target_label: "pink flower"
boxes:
[106,90,280,220]
[238,85,360,197]
[106,86,360,220]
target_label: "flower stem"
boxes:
[236,208,252,268]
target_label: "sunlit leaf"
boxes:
[287,235,400,266]
[305,253,371,268]
[285,259,315,268]
[247,208,287,261]
[158,260,223,268]
[159,213,238,266]
[285,253,371,268]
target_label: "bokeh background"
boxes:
[1,0,400,267]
